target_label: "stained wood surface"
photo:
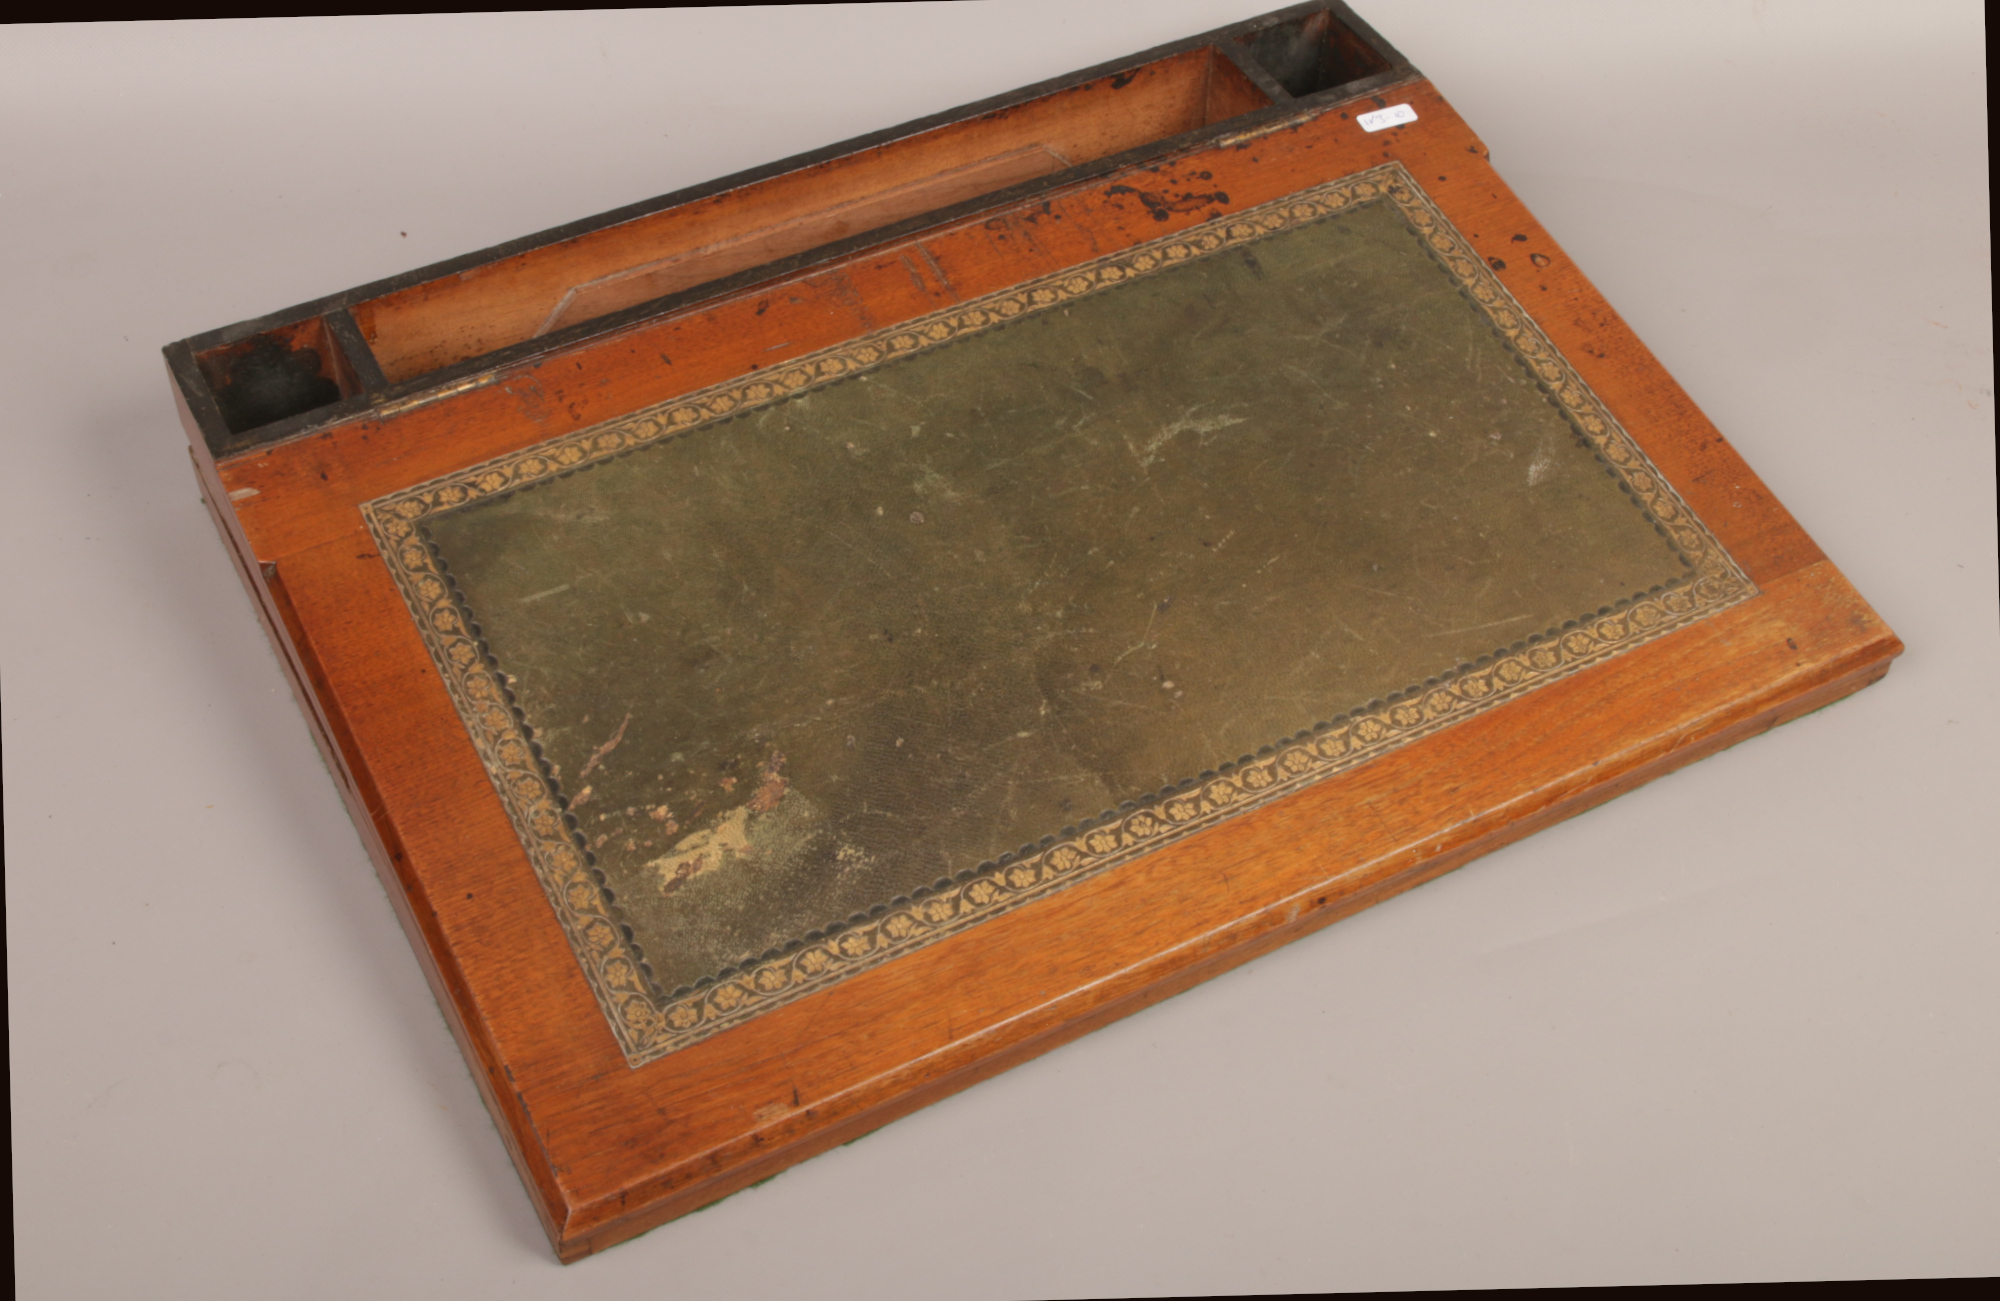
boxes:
[181,68,1900,1260]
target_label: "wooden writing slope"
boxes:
[164,2,1901,1262]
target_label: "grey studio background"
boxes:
[4,2,1992,1295]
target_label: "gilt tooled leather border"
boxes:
[362,163,1753,1066]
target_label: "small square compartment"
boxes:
[1234,8,1391,99]
[195,315,363,436]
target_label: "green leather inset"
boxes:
[425,197,1690,992]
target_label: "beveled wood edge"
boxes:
[549,559,1900,1256]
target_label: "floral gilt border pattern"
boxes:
[362,162,1753,1066]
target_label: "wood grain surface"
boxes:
[178,65,1901,1260]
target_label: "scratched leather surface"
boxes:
[425,198,1690,993]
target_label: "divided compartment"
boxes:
[1233,7,1392,99]
[347,46,1275,385]
[178,3,1412,449]
[194,314,370,436]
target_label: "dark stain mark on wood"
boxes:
[1104,184,1233,221]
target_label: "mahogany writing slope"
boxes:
[163,2,1901,1261]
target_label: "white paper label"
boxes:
[1357,103,1418,132]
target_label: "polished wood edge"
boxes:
[546,562,1899,1257]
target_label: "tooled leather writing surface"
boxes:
[423,196,1692,994]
